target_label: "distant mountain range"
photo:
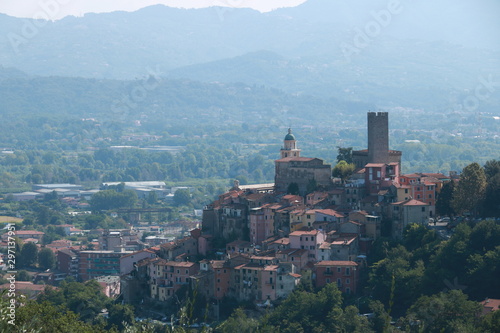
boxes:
[0,0,499,112]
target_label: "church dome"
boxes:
[284,128,295,141]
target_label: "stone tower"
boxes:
[280,128,301,159]
[367,112,389,163]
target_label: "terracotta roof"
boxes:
[264,265,279,271]
[319,242,332,249]
[166,261,196,267]
[289,273,302,278]
[314,260,358,267]
[289,230,320,236]
[14,230,44,235]
[345,220,363,226]
[211,260,227,269]
[271,238,290,245]
[391,199,429,206]
[350,210,369,216]
[480,299,500,315]
[402,173,421,178]
[314,209,345,218]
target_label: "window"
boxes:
[345,268,350,275]
[311,236,314,241]
[422,207,426,212]
[405,189,408,194]
[346,278,350,284]
[305,237,308,241]
[429,194,432,198]
[281,285,284,289]
[337,267,341,273]
[185,269,188,274]
[326,278,330,283]
[346,287,351,294]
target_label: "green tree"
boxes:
[21,242,38,268]
[9,300,99,333]
[332,160,356,183]
[38,247,56,270]
[452,162,486,217]
[436,180,456,217]
[16,270,31,281]
[483,173,500,217]
[484,159,500,180]
[262,283,344,332]
[38,279,110,323]
[480,309,500,333]
[147,190,158,205]
[90,189,137,211]
[217,308,259,333]
[173,188,191,206]
[107,304,135,331]
[337,147,353,164]
[404,290,481,333]
[369,300,391,333]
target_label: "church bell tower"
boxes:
[280,128,301,159]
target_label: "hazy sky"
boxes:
[0,0,307,19]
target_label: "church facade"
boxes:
[274,129,332,196]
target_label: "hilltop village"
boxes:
[115,112,452,306]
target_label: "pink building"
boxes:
[365,162,400,195]
[276,248,309,270]
[193,260,232,301]
[314,261,359,294]
[289,229,326,261]
[149,259,199,301]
